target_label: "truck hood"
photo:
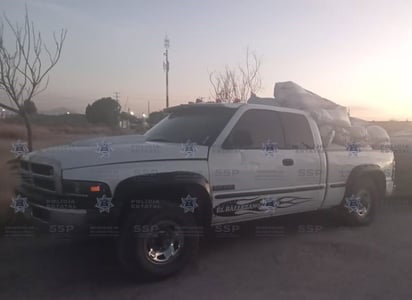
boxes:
[25,134,209,170]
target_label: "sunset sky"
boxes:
[1,0,412,120]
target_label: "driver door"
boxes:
[209,109,288,224]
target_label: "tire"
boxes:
[117,202,199,280]
[340,178,378,226]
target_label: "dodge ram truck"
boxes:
[16,102,395,278]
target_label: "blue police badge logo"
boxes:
[346,142,361,157]
[10,140,29,157]
[344,195,366,214]
[10,194,29,213]
[180,194,198,213]
[181,140,198,158]
[95,195,114,213]
[262,139,279,157]
[96,140,113,158]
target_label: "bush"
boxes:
[148,110,168,127]
[85,97,121,127]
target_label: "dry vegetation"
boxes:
[0,120,134,226]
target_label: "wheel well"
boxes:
[113,176,213,228]
[346,165,386,200]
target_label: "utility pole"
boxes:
[147,100,151,116]
[113,91,120,103]
[163,36,170,108]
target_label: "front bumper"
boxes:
[25,203,88,228]
[15,156,120,236]
[17,186,119,235]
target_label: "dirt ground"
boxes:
[1,201,412,300]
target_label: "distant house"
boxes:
[0,108,17,119]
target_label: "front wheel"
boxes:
[117,205,199,280]
[340,178,378,226]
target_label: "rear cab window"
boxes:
[278,112,315,149]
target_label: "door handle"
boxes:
[282,158,294,166]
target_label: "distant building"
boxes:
[0,108,16,119]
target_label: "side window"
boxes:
[223,110,285,149]
[279,112,315,149]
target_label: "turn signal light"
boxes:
[90,185,101,192]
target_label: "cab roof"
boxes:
[165,102,308,116]
[165,102,245,113]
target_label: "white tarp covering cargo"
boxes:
[274,81,351,129]
[367,125,390,145]
[274,81,337,109]
[248,81,391,148]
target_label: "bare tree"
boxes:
[209,48,262,103]
[0,8,67,151]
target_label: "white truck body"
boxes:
[19,103,394,227]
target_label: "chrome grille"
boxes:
[31,163,53,176]
[20,160,57,192]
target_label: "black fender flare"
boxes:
[345,164,386,200]
[113,171,213,227]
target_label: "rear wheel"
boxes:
[117,203,199,280]
[340,178,378,226]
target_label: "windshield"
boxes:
[145,106,237,146]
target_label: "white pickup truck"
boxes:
[17,102,394,279]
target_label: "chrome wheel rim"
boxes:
[355,189,371,217]
[143,220,184,265]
